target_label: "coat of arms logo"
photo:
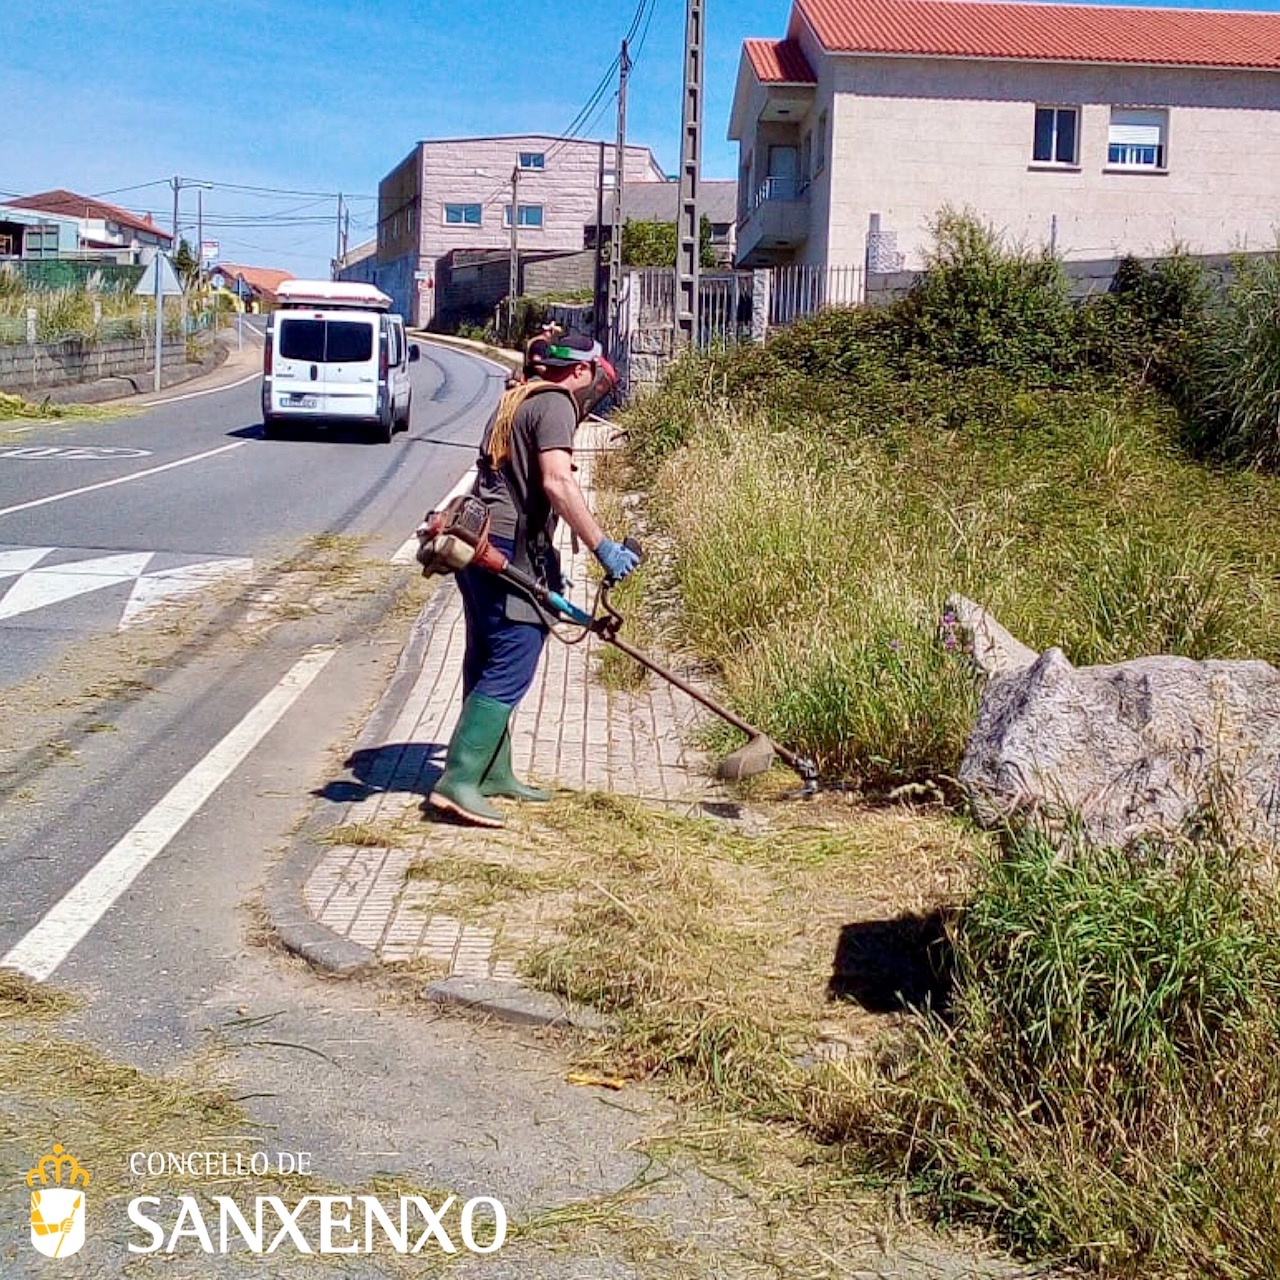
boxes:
[27,1144,91,1259]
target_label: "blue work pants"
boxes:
[456,536,548,707]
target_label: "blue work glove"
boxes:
[594,537,640,581]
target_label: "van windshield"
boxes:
[278,318,374,363]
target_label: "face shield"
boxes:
[572,356,618,419]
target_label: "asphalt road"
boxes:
[0,340,672,1278]
[0,337,501,980]
[0,336,495,689]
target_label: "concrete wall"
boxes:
[0,337,185,391]
[823,56,1280,269]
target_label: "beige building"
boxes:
[363,135,667,327]
[730,0,1280,271]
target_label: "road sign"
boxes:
[211,272,226,290]
[133,254,183,297]
[200,240,220,265]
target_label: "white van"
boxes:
[262,280,419,443]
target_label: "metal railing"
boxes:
[751,176,808,211]
[628,268,753,350]
[768,263,864,326]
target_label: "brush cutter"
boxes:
[416,495,820,794]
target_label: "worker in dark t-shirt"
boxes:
[429,333,639,828]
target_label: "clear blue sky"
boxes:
[3,0,1276,277]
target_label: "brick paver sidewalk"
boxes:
[302,422,729,981]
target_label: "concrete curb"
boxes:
[422,977,607,1031]
[265,584,454,979]
[410,330,521,372]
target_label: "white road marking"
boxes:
[0,552,154,621]
[391,466,477,564]
[0,440,248,519]
[119,557,254,628]
[142,367,261,407]
[0,445,151,460]
[0,547,56,578]
[0,646,336,983]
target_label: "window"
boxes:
[815,111,828,174]
[519,151,545,170]
[1108,108,1167,169]
[1033,106,1079,165]
[277,318,373,364]
[503,204,544,229]
[443,203,482,225]
[800,130,812,182]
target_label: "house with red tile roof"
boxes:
[6,189,172,262]
[213,263,294,309]
[729,0,1280,273]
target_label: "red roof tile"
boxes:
[216,263,294,295]
[6,189,173,241]
[795,0,1280,70]
[745,37,819,82]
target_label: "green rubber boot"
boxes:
[428,693,510,828]
[481,728,551,803]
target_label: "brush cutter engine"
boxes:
[415,494,493,576]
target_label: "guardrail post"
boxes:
[25,308,36,345]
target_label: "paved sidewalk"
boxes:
[281,421,730,992]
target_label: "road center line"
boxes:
[1,646,336,983]
[0,440,249,519]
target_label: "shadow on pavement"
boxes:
[313,742,444,803]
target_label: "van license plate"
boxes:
[283,395,317,408]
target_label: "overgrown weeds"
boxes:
[828,830,1280,1277]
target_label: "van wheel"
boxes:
[262,415,281,439]
[372,408,393,444]
[396,394,412,433]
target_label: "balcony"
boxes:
[735,176,810,267]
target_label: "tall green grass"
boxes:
[1184,250,1280,469]
[827,830,1280,1277]
[637,395,1280,786]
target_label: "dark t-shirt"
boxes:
[475,385,577,543]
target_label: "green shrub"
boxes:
[844,830,1280,1276]
[891,208,1078,382]
[1076,252,1212,390]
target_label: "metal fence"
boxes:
[628,268,753,349]
[768,263,864,327]
[627,263,863,354]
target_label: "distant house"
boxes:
[729,0,1280,271]
[592,180,740,266]
[214,263,295,310]
[0,204,80,261]
[350,135,669,327]
[5,189,172,264]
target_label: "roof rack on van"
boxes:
[276,280,394,311]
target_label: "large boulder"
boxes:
[947,594,1280,851]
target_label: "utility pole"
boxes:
[676,0,704,348]
[334,193,344,278]
[170,174,181,251]
[197,188,204,289]
[607,38,630,358]
[593,140,606,345]
[508,165,520,340]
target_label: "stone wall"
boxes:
[0,337,186,392]
[522,250,595,298]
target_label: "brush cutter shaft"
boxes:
[602,632,816,784]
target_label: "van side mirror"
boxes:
[409,344,421,363]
